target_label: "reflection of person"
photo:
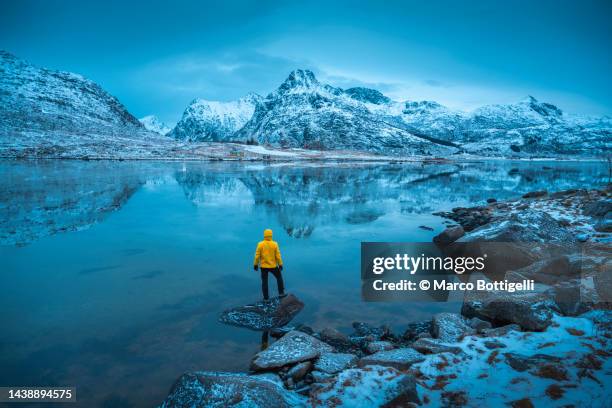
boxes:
[253,229,286,300]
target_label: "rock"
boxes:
[314,352,358,374]
[462,285,558,331]
[285,361,312,382]
[484,340,506,349]
[352,322,390,339]
[432,312,474,342]
[522,190,547,198]
[419,225,434,231]
[309,366,419,407]
[411,338,463,354]
[469,317,492,332]
[553,277,603,316]
[583,199,612,217]
[402,320,433,341]
[505,255,579,285]
[251,330,333,371]
[310,370,332,383]
[219,294,304,331]
[365,341,395,354]
[318,327,352,350]
[503,353,568,380]
[481,324,521,337]
[433,225,465,244]
[487,198,497,203]
[358,348,425,370]
[459,211,578,275]
[160,371,303,408]
[576,233,590,242]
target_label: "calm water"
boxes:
[0,159,607,407]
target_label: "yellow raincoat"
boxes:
[254,229,283,268]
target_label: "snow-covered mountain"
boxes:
[169,93,262,142]
[233,70,457,155]
[139,115,171,135]
[0,51,144,136]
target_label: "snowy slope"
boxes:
[0,51,144,135]
[139,115,171,135]
[169,93,262,142]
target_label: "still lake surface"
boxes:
[0,159,608,407]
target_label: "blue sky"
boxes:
[1,0,611,124]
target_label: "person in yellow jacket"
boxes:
[253,229,286,300]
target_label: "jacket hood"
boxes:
[263,229,273,240]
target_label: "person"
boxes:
[253,229,286,300]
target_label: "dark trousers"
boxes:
[261,267,285,299]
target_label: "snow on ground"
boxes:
[244,145,299,157]
[413,312,611,407]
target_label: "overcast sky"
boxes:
[1,0,611,124]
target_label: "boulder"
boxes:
[314,352,358,374]
[309,366,419,407]
[219,294,304,331]
[433,226,465,244]
[462,285,558,331]
[318,327,352,350]
[251,330,333,371]
[410,338,463,355]
[402,320,432,341]
[432,312,475,342]
[160,371,303,408]
[505,255,580,285]
[459,211,578,275]
[358,348,425,370]
[469,317,492,332]
[285,361,312,382]
[365,341,395,354]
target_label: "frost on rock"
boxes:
[310,366,419,407]
[314,353,358,374]
[358,348,425,370]
[432,312,475,342]
[251,330,333,371]
[219,294,304,331]
[160,371,305,408]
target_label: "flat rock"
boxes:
[411,338,463,355]
[365,340,395,354]
[309,366,419,407]
[314,352,358,374]
[462,285,558,331]
[251,330,333,371]
[358,348,425,370]
[219,294,304,331]
[432,312,475,342]
[160,371,303,408]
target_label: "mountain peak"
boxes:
[278,69,319,93]
[520,95,562,117]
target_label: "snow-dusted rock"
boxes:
[139,115,171,135]
[309,366,419,407]
[365,340,395,354]
[169,93,261,142]
[411,337,463,355]
[432,312,475,342]
[251,331,333,371]
[358,348,425,370]
[462,284,558,331]
[160,371,304,408]
[314,352,358,374]
[219,294,304,331]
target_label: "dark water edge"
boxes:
[0,159,608,407]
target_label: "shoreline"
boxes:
[161,186,611,407]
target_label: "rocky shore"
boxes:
[160,187,611,408]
